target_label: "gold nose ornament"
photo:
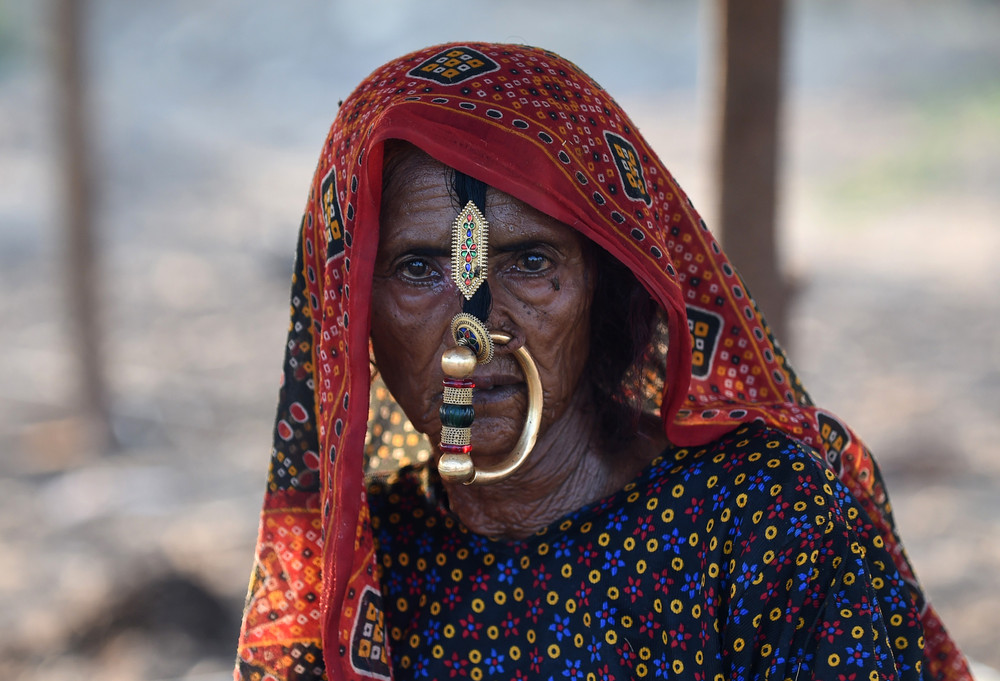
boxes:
[437,201,543,485]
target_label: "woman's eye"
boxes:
[516,252,550,273]
[399,258,435,280]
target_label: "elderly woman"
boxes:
[236,44,970,680]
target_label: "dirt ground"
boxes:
[1,1,998,679]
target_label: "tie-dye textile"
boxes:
[235,42,969,681]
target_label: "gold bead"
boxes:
[438,453,475,484]
[441,346,477,378]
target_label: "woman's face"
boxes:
[371,149,596,465]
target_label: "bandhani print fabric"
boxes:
[235,43,971,680]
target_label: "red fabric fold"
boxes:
[236,42,970,681]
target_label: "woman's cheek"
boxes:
[371,284,449,434]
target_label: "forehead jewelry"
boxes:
[437,200,542,485]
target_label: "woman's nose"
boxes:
[482,280,526,352]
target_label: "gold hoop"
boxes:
[438,332,543,486]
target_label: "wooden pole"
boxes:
[714,0,789,343]
[53,0,111,452]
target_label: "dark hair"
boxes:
[586,249,661,445]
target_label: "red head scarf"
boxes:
[235,42,970,681]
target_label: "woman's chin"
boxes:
[468,418,522,462]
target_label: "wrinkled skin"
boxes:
[371,146,664,538]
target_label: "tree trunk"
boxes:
[713,0,790,344]
[53,0,111,451]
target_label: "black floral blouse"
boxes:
[367,422,926,680]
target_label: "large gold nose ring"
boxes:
[438,332,543,485]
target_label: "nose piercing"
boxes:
[436,199,542,485]
[439,332,542,485]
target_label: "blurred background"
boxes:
[0,0,997,679]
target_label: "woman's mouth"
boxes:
[474,382,525,405]
[470,372,525,405]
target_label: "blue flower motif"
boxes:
[680,571,700,597]
[729,602,751,626]
[384,572,404,596]
[412,654,431,678]
[415,533,433,554]
[602,548,624,576]
[604,508,629,532]
[549,613,571,641]
[497,558,520,584]
[711,485,731,511]
[562,658,584,679]
[587,637,603,662]
[596,600,617,628]
[845,642,871,667]
[737,560,760,584]
[484,648,505,674]
[786,513,812,538]
[662,527,685,555]
[553,539,575,559]
[424,618,442,643]
[469,534,490,555]
[746,470,770,493]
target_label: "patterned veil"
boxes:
[235,43,969,681]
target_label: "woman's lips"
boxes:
[469,372,524,405]
[434,369,525,407]
[472,372,519,390]
[474,382,524,405]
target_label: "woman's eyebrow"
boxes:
[388,244,450,258]
[491,239,550,253]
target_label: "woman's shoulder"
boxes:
[644,420,852,525]
[654,420,832,485]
